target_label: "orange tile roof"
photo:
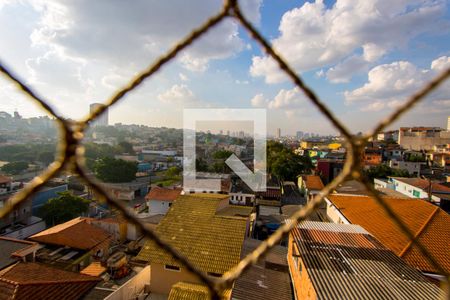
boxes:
[0,262,100,300]
[327,195,450,274]
[145,186,182,201]
[29,217,111,250]
[0,175,11,184]
[80,262,106,277]
[304,175,324,190]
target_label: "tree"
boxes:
[39,191,90,226]
[196,158,209,172]
[1,161,28,175]
[37,151,55,165]
[93,157,137,183]
[117,141,135,154]
[166,166,181,177]
[266,141,312,181]
[364,164,410,181]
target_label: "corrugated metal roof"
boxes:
[290,221,444,300]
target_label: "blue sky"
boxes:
[0,0,449,136]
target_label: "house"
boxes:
[0,175,12,194]
[0,262,100,300]
[325,195,450,280]
[363,147,382,167]
[389,177,450,203]
[145,186,182,215]
[28,217,112,272]
[136,193,247,297]
[298,175,324,202]
[0,237,39,271]
[0,194,46,239]
[287,221,444,300]
[230,179,255,206]
[389,159,426,176]
[317,158,345,184]
[231,239,293,300]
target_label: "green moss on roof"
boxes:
[136,194,247,274]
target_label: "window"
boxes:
[169,203,172,207]
[208,272,222,277]
[164,265,181,271]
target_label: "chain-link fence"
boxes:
[1,1,449,299]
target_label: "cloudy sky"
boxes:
[0,0,449,135]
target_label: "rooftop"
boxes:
[231,239,293,300]
[0,175,11,184]
[168,282,231,300]
[145,186,182,201]
[136,194,247,274]
[290,221,444,300]
[0,237,37,271]
[304,175,325,191]
[327,195,450,274]
[390,177,450,194]
[29,217,111,250]
[0,262,100,300]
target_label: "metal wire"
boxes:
[0,0,449,298]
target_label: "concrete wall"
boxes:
[230,193,254,206]
[288,234,317,300]
[389,160,425,176]
[325,198,350,224]
[105,266,151,300]
[399,133,450,151]
[148,200,171,215]
[150,263,201,295]
[2,217,46,239]
[392,179,427,199]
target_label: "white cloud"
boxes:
[250,93,268,107]
[250,88,307,111]
[157,84,200,107]
[345,56,450,110]
[250,0,446,83]
[179,73,189,81]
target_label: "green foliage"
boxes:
[405,153,426,162]
[1,161,29,175]
[117,141,135,154]
[365,164,411,180]
[37,151,55,165]
[212,150,233,160]
[94,157,137,183]
[267,141,313,181]
[39,191,90,226]
[166,166,181,177]
[0,143,56,163]
[196,158,209,172]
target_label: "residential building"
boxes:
[389,159,427,176]
[398,127,450,151]
[389,177,450,203]
[0,237,39,271]
[362,147,382,167]
[298,175,324,202]
[230,179,255,206]
[0,262,100,300]
[145,186,182,215]
[136,194,247,297]
[317,158,345,184]
[29,217,112,272]
[288,221,444,300]
[325,195,450,280]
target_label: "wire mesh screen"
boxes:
[1,1,449,299]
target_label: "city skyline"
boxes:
[0,0,449,136]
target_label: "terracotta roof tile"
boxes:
[0,175,11,184]
[136,194,247,274]
[29,218,111,250]
[145,186,182,201]
[304,175,324,191]
[0,262,100,300]
[327,195,450,274]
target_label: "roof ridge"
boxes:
[399,206,440,257]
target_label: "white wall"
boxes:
[230,193,254,205]
[104,266,151,300]
[392,179,427,199]
[325,198,350,225]
[148,200,171,215]
[3,219,46,239]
